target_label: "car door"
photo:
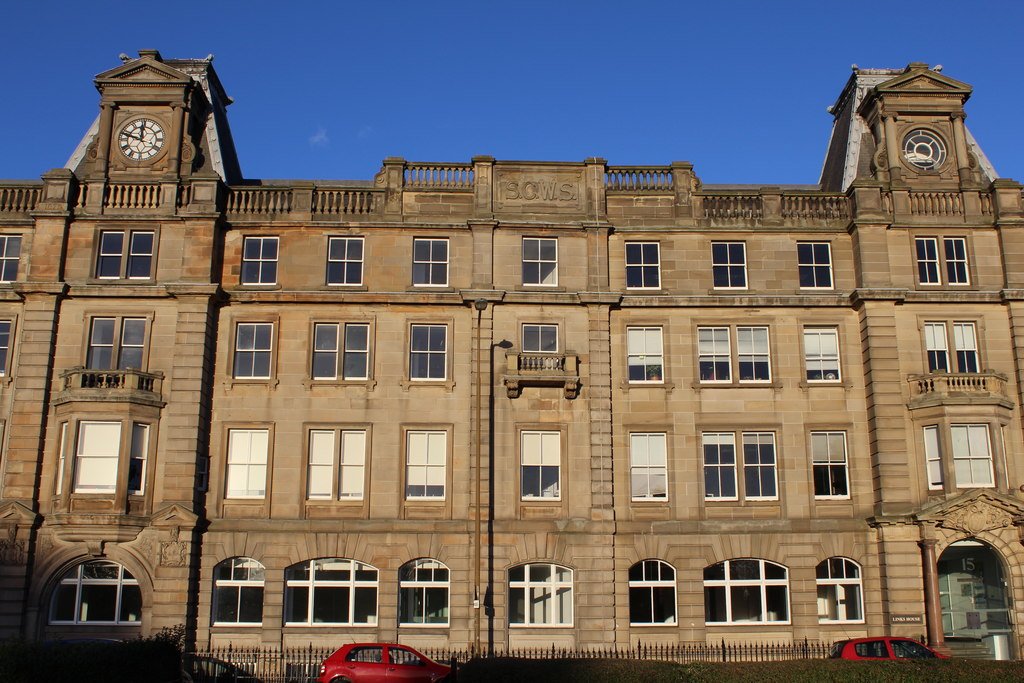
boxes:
[342,645,388,683]
[384,646,432,683]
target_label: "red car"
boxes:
[829,636,948,660]
[317,643,451,683]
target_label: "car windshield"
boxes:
[892,640,935,659]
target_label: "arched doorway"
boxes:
[937,540,1013,659]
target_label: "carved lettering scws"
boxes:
[503,179,578,202]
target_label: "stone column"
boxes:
[919,538,946,649]
[882,112,902,183]
[950,113,972,185]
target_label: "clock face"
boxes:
[902,129,947,170]
[117,118,165,161]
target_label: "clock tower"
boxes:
[69,49,241,188]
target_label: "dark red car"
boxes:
[829,636,948,660]
[317,643,451,683]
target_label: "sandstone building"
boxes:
[0,51,1023,659]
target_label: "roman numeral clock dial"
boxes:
[117,118,165,161]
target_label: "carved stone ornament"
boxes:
[941,501,1014,535]
[159,541,188,567]
[181,141,195,162]
[0,526,26,566]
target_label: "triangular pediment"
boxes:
[150,503,199,528]
[0,500,38,525]
[875,65,972,98]
[916,490,1024,536]
[95,54,191,87]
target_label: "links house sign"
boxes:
[493,165,585,213]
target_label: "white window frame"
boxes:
[711,241,747,289]
[698,326,731,383]
[284,558,378,626]
[86,317,147,370]
[741,432,778,500]
[916,236,970,286]
[736,326,771,382]
[307,429,366,501]
[625,242,661,290]
[73,421,122,493]
[49,561,142,626]
[412,238,449,287]
[508,563,573,626]
[816,557,864,624]
[409,324,447,381]
[804,327,841,382]
[703,558,790,625]
[522,324,559,354]
[628,559,677,626]
[952,322,979,373]
[95,230,155,280]
[0,319,12,377]
[924,322,950,372]
[630,432,668,501]
[127,423,149,495]
[343,323,371,380]
[915,237,941,285]
[311,323,340,380]
[797,242,833,289]
[951,424,995,488]
[944,237,970,285]
[0,234,22,282]
[702,432,737,501]
[398,558,450,627]
[240,236,278,285]
[326,236,364,286]
[212,557,265,626]
[233,322,274,379]
[225,429,269,499]
[405,430,447,500]
[923,425,944,490]
[55,422,68,495]
[522,237,558,287]
[520,430,561,500]
[627,326,664,383]
[811,431,849,499]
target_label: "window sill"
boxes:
[305,378,377,390]
[324,284,368,291]
[400,378,456,392]
[621,380,674,393]
[225,378,280,390]
[693,380,780,390]
[799,379,849,389]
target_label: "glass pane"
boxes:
[79,585,118,622]
[353,586,377,624]
[119,584,142,622]
[239,586,263,623]
[312,586,348,623]
[215,585,239,623]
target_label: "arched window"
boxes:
[399,559,450,626]
[628,559,677,625]
[212,557,265,625]
[508,563,573,626]
[816,557,863,623]
[50,560,141,625]
[703,558,789,624]
[285,558,378,625]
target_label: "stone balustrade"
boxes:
[3,161,1020,226]
[907,371,1011,409]
[59,367,164,404]
[503,352,580,399]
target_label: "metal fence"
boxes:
[183,639,833,683]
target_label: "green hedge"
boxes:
[0,636,181,683]
[457,657,1024,683]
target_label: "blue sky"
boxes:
[1,1,1021,184]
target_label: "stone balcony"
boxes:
[55,367,165,407]
[503,352,580,399]
[907,371,1013,410]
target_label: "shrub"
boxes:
[0,632,182,683]
[456,657,1024,683]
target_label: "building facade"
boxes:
[1,52,1023,658]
